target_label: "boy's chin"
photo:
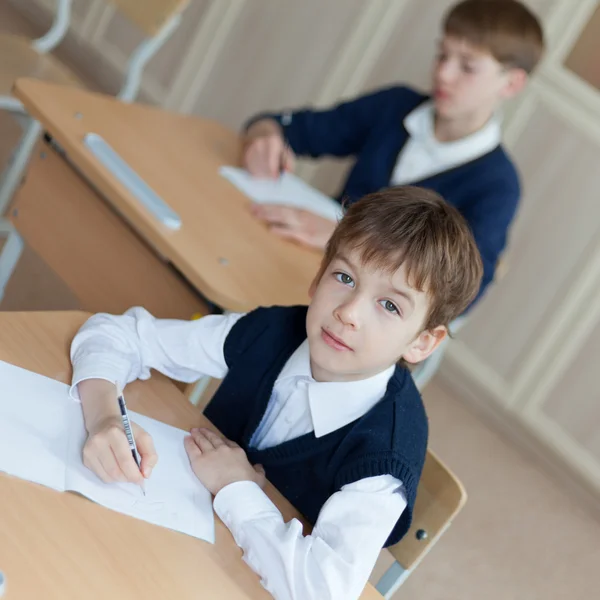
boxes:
[311,351,394,382]
[433,99,458,119]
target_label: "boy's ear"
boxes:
[501,67,528,100]
[402,325,448,365]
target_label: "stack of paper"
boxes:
[220,166,344,222]
[0,360,214,543]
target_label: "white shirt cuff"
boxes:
[70,354,133,401]
[214,480,281,531]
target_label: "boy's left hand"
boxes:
[184,428,265,496]
[250,204,336,250]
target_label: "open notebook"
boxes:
[0,359,214,543]
[220,166,344,222]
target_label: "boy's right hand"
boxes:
[83,416,157,485]
[77,378,158,485]
[243,118,295,178]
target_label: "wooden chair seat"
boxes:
[0,34,82,98]
[388,449,467,569]
[376,449,467,596]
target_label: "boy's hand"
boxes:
[243,118,295,178]
[77,379,158,485]
[184,428,265,496]
[250,204,336,250]
[84,416,157,485]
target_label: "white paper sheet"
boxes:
[0,360,73,492]
[220,166,344,222]
[0,360,214,543]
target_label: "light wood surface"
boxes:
[0,312,381,599]
[13,78,323,313]
[111,0,190,37]
[0,34,81,97]
[9,141,208,319]
[387,450,467,570]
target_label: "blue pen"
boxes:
[116,383,146,496]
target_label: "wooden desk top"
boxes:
[13,79,323,313]
[0,312,381,600]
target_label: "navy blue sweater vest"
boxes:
[204,305,429,546]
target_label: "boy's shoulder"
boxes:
[467,145,521,193]
[335,366,428,471]
[234,304,307,334]
[356,366,428,444]
[223,305,307,363]
[355,84,428,115]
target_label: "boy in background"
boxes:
[244,0,544,307]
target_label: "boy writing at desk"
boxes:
[70,187,482,600]
[244,0,544,307]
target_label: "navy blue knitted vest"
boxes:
[204,305,429,546]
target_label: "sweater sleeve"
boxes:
[461,175,520,308]
[245,86,412,159]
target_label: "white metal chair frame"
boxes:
[0,0,185,300]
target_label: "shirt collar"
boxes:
[278,340,396,438]
[404,100,502,163]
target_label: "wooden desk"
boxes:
[9,79,322,315]
[0,312,381,600]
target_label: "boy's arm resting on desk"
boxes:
[69,308,243,484]
[70,307,244,395]
[213,475,406,600]
[246,86,405,159]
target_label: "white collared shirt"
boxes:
[251,339,395,448]
[390,100,502,185]
[70,308,406,600]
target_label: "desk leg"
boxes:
[0,118,42,216]
[0,220,23,303]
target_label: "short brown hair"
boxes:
[444,0,545,73]
[317,187,483,331]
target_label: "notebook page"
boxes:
[0,360,71,492]
[220,166,344,222]
[65,409,215,543]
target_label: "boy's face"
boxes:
[432,35,526,122]
[306,248,447,382]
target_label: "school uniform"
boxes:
[70,305,428,600]
[253,86,519,306]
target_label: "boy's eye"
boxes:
[380,299,400,315]
[462,62,476,74]
[334,272,354,286]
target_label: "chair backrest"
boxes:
[109,0,189,37]
[387,449,467,570]
[30,0,189,102]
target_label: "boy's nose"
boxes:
[333,299,361,329]
[435,60,456,85]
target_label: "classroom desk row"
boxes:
[7,78,323,317]
[0,80,382,599]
